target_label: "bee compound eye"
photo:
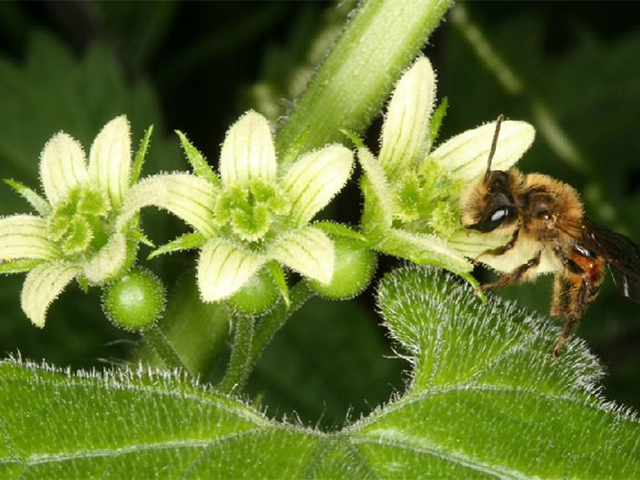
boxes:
[490,208,508,222]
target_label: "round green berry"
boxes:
[102,268,166,332]
[229,268,278,315]
[309,238,377,299]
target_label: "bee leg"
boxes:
[482,250,541,290]
[551,271,592,358]
[552,316,579,359]
[475,227,520,262]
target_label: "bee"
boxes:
[461,115,640,357]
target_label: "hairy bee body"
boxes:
[463,116,640,357]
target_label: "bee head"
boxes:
[461,115,519,233]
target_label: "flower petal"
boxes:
[431,120,535,181]
[379,56,437,174]
[378,229,472,273]
[40,132,88,205]
[269,226,334,284]
[282,145,353,226]
[357,147,395,230]
[119,174,217,236]
[21,260,78,327]
[220,111,277,186]
[0,215,59,261]
[89,116,131,208]
[197,239,265,302]
[81,233,128,283]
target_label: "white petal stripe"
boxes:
[270,227,334,284]
[119,174,216,236]
[283,145,353,226]
[40,132,88,205]
[197,240,264,302]
[0,215,59,261]
[89,116,131,208]
[21,260,77,327]
[379,56,436,172]
[220,111,277,186]
[431,121,535,181]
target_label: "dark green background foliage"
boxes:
[0,1,639,427]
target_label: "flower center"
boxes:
[393,162,463,238]
[48,187,112,256]
[213,179,291,243]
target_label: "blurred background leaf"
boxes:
[0,1,638,427]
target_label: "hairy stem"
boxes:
[143,325,188,372]
[276,0,452,164]
[218,315,255,393]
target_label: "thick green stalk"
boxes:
[143,325,187,372]
[276,0,452,163]
[218,315,255,393]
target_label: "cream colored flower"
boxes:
[358,55,535,276]
[0,116,145,326]
[124,111,354,302]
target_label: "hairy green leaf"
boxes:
[2,267,639,478]
[366,266,640,478]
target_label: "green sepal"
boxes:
[176,130,220,187]
[130,125,153,186]
[77,276,90,294]
[3,179,51,216]
[340,128,365,149]
[429,96,448,145]
[130,229,155,248]
[147,232,206,260]
[266,260,290,308]
[0,258,44,274]
[315,221,368,245]
[458,271,487,302]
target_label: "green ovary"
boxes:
[214,180,291,242]
[48,187,112,256]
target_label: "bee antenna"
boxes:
[485,114,504,181]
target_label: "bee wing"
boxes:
[582,217,640,303]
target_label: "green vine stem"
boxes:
[276,0,452,163]
[218,315,255,393]
[143,325,188,372]
[249,281,316,368]
[449,4,619,226]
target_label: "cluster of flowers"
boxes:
[0,56,535,328]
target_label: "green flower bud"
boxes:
[102,268,166,332]
[309,238,377,300]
